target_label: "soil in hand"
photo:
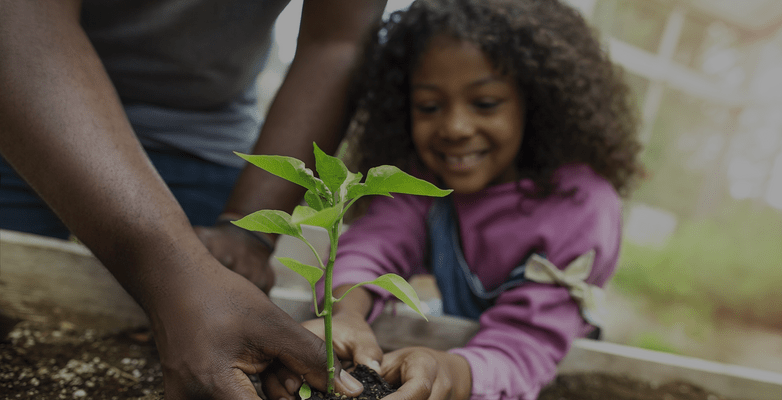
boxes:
[304,364,396,400]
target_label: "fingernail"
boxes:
[368,360,381,372]
[340,369,363,393]
[285,379,298,394]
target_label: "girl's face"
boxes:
[410,34,525,194]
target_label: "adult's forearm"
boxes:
[224,44,357,217]
[0,0,206,311]
[223,0,387,218]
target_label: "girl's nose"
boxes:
[441,107,475,140]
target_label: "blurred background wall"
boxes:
[259,0,782,373]
[568,0,782,374]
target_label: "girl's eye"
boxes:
[414,103,440,114]
[474,99,502,110]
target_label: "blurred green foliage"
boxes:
[631,332,683,355]
[592,0,668,52]
[613,200,782,329]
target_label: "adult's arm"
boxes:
[224,0,387,216]
[0,1,362,398]
[197,0,388,292]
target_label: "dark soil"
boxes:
[305,364,396,400]
[1,319,737,400]
[538,373,732,400]
[1,320,163,399]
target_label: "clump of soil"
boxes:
[2,318,737,400]
[305,364,396,400]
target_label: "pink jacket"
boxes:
[330,164,622,399]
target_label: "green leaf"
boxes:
[299,383,312,400]
[235,152,330,198]
[313,143,348,197]
[304,189,327,211]
[340,170,363,201]
[276,257,323,287]
[290,205,342,229]
[232,210,302,239]
[347,165,452,200]
[350,274,428,320]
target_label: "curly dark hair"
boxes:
[342,0,643,198]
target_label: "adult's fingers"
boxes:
[333,368,367,397]
[194,224,275,293]
[161,361,264,400]
[272,323,364,398]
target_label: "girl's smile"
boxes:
[439,149,489,171]
[411,34,525,194]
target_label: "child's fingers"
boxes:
[349,335,383,372]
[278,367,305,396]
[301,318,326,340]
[339,320,383,372]
[380,349,439,400]
[261,363,303,400]
[261,371,292,400]
[354,353,382,373]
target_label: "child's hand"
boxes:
[380,347,472,400]
[260,313,381,400]
[302,312,383,372]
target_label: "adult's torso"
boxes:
[81,0,289,110]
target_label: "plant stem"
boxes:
[323,223,340,394]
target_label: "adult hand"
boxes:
[380,347,472,400]
[261,312,383,400]
[194,222,276,294]
[149,257,365,400]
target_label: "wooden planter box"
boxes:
[2,228,781,400]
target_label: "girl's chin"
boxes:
[439,176,487,194]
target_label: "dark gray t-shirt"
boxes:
[81,0,291,167]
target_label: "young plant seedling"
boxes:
[232,143,452,395]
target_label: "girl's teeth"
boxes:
[445,153,481,168]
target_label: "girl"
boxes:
[283,0,643,399]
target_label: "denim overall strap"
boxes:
[426,196,527,320]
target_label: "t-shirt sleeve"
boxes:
[451,181,623,400]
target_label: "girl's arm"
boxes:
[449,183,623,400]
[302,194,431,376]
[385,176,623,400]
[451,283,588,400]
[328,194,433,320]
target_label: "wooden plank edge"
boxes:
[560,338,782,400]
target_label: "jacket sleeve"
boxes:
[322,194,432,321]
[450,185,623,400]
